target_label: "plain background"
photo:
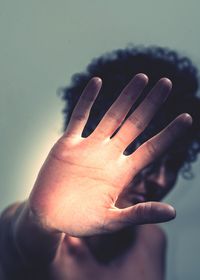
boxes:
[1,0,200,279]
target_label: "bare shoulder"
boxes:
[0,202,22,220]
[137,224,167,251]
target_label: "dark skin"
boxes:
[0,74,192,279]
[79,151,180,265]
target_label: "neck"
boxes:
[82,226,137,265]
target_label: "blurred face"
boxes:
[116,154,181,208]
[85,124,185,208]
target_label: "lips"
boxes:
[131,192,146,204]
[131,191,163,204]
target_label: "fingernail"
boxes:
[167,205,176,218]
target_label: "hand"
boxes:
[29,74,192,237]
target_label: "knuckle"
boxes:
[81,94,96,103]
[73,113,86,121]
[146,94,160,107]
[135,202,153,222]
[134,203,144,220]
[167,125,177,139]
[145,141,157,157]
[106,110,122,124]
[129,115,145,131]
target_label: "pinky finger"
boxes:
[129,113,192,173]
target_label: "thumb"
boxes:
[104,202,176,232]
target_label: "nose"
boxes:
[139,159,166,183]
[147,165,167,188]
[136,165,168,200]
[145,179,165,200]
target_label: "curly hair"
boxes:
[60,46,200,179]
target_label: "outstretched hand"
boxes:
[29,74,192,237]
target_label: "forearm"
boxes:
[0,201,64,277]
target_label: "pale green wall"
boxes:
[1,0,200,279]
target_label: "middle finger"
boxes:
[111,78,172,151]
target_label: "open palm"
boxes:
[29,74,191,237]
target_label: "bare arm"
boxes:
[0,202,63,279]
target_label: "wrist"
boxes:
[20,200,60,234]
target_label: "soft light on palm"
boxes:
[29,74,192,237]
